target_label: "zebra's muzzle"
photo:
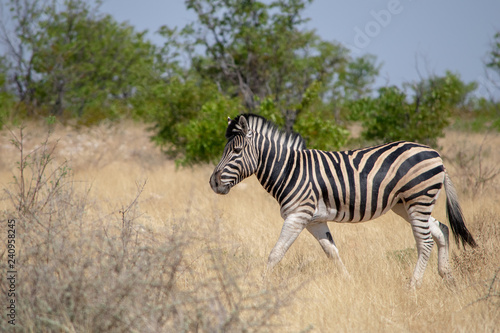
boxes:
[209,170,231,195]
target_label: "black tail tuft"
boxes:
[446,195,477,248]
[444,173,477,248]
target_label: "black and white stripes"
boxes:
[210,114,476,288]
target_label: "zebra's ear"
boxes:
[238,116,250,136]
[227,116,232,125]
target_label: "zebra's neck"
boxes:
[254,133,297,200]
[243,114,305,200]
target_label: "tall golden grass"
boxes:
[0,121,499,332]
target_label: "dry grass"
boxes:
[0,121,499,332]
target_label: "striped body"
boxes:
[260,142,444,224]
[210,114,476,288]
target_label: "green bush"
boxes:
[295,111,350,151]
[451,97,500,133]
[287,81,350,151]
[361,86,425,144]
[175,95,241,166]
[351,72,477,147]
[147,83,350,165]
[133,76,229,165]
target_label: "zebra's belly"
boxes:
[311,199,351,223]
[311,198,392,223]
[311,206,344,223]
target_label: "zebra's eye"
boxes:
[233,147,242,154]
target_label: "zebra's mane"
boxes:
[226,114,306,150]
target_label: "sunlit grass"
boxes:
[0,121,498,332]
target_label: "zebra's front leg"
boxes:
[306,223,350,277]
[266,217,306,273]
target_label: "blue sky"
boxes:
[101,0,500,99]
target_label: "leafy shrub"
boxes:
[351,72,476,147]
[133,76,224,164]
[451,97,500,133]
[143,77,351,166]
[294,81,350,151]
[175,95,242,166]
[361,86,430,144]
[295,110,349,151]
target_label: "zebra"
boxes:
[209,114,477,288]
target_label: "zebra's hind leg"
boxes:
[409,216,435,289]
[306,223,350,277]
[428,216,455,285]
[392,202,435,289]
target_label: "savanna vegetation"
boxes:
[1,0,498,163]
[0,0,499,332]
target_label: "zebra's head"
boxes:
[210,115,258,195]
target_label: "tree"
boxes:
[0,0,156,121]
[0,56,15,128]
[0,0,383,165]
[0,0,44,113]
[330,53,380,122]
[141,0,382,165]
[334,54,381,101]
[180,0,378,133]
[486,31,500,95]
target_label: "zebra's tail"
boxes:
[444,171,477,248]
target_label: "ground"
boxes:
[0,121,499,332]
